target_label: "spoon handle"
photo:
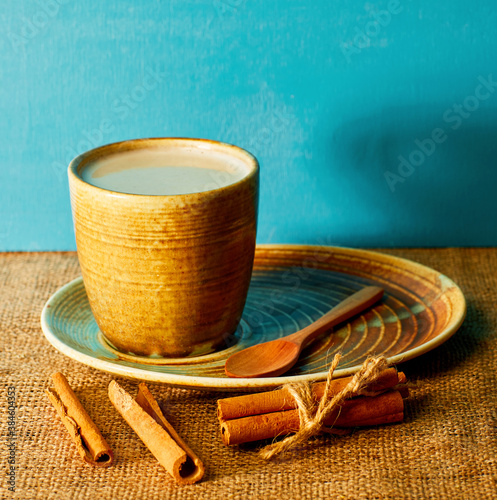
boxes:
[286,286,384,348]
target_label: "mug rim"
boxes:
[68,137,259,198]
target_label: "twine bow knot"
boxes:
[259,353,389,459]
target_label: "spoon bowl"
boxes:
[225,340,301,378]
[225,286,384,378]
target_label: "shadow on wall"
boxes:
[329,103,497,246]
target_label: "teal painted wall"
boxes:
[1,0,496,251]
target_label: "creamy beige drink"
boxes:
[81,148,248,195]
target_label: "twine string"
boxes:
[259,353,389,460]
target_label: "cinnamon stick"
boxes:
[218,368,406,421]
[46,372,114,467]
[220,389,405,446]
[108,381,204,484]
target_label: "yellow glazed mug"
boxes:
[68,138,259,357]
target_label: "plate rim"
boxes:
[40,244,467,391]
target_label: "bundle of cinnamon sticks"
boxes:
[218,367,408,446]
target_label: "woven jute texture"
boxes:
[0,249,496,500]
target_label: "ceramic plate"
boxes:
[41,245,466,391]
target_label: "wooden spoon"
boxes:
[224,286,384,378]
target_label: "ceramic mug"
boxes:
[68,138,259,357]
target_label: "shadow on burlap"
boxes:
[0,249,496,500]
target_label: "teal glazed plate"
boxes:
[41,245,466,391]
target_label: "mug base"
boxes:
[98,331,240,366]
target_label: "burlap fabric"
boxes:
[0,249,496,500]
